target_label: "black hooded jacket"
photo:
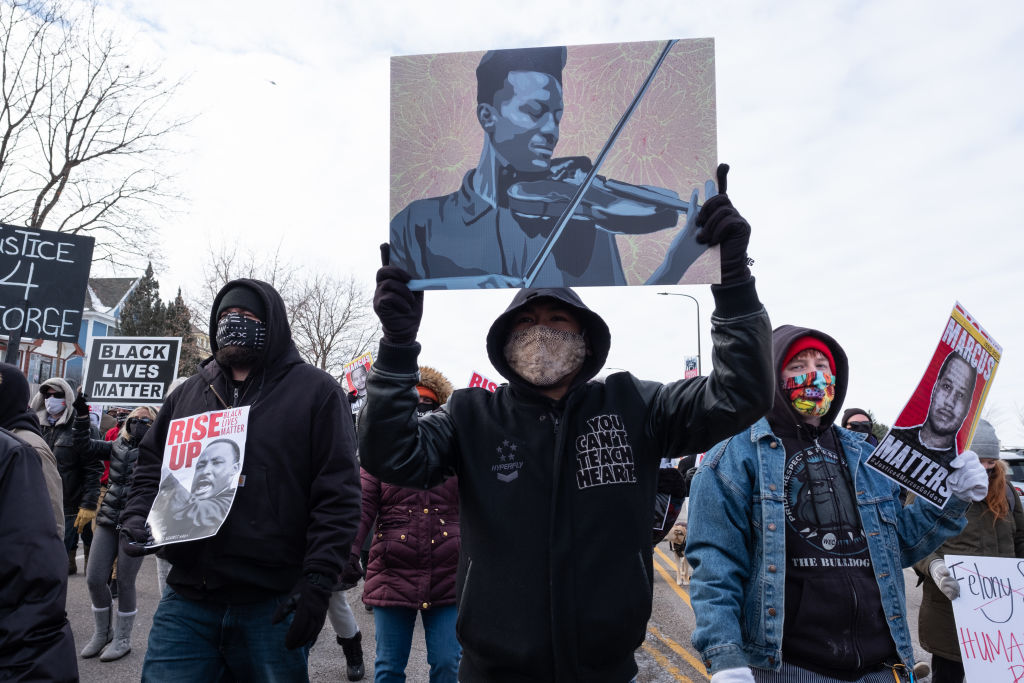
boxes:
[768,325,898,677]
[122,278,361,602]
[359,279,773,682]
[0,427,78,681]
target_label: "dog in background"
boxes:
[666,523,690,585]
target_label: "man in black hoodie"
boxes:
[120,279,362,681]
[687,325,989,683]
[362,165,774,682]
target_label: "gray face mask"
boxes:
[504,326,586,386]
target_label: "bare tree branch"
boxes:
[0,0,189,267]
[190,242,381,377]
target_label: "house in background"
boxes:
[61,277,139,386]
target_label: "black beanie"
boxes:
[216,285,266,321]
[0,363,30,426]
[841,408,871,427]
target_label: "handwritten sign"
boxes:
[0,223,95,342]
[84,336,182,405]
[867,303,1002,508]
[947,554,1024,681]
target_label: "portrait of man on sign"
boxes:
[389,39,721,290]
[150,438,242,544]
[890,352,977,464]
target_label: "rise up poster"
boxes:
[146,406,249,547]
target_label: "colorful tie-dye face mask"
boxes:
[784,371,836,417]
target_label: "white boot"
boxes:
[80,606,112,658]
[99,609,136,661]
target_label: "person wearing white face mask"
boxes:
[361,164,775,683]
[31,377,101,576]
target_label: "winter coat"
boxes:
[359,279,773,682]
[30,377,101,515]
[914,486,1024,661]
[0,428,77,682]
[122,278,362,602]
[80,429,140,529]
[353,469,459,609]
[688,324,969,676]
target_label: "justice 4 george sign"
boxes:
[0,223,94,343]
[84,336,181,404]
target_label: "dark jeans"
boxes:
[142,587,309,682]
[373,605,459,683]
[63,512,93,554]
[931,654,964,683]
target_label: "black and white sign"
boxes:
[85,336,182,405]
[0,223,95,343]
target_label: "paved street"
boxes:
[65,542,931,682]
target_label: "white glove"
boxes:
[711,667,756,683]
[947,449,988,502]
[929,558,960,600]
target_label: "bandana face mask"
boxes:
[784,371,835,418]
[216,312,267,351]
[504,325,586,387]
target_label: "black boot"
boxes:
[68,549,77,576]
[337,632,365,681]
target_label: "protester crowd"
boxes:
[0,52,1002,683]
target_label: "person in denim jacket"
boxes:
[687,325,989,683]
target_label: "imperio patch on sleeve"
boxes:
[574,413,637,489]
[491,439,525,483]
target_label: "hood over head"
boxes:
[30,376,77,426]
[209,279,298,371]
[768,325,849,434]
[0,363,40,435]
[418,366,454,405]
[486,287,610,392]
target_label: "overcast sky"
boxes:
[96,0,1024,442]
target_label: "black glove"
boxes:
[374,244,423,345]
[338,552,365,590]
[271,572,332,650]
[695,164,752,285]
[118,514,155,558]
[73,392,89,417]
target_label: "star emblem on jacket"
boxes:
[492,439,524,482]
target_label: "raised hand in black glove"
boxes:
[73,391,89,417]
[374,244,423,345]
[118,514,156,558]
[338,552,365,591]
[271,572,333,650]
[695,164,752,285]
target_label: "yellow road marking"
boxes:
[653,546,691,607]
[649,547,711,680]
[648,624,710,681]
[641,640,693,682]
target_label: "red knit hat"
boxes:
[783,336,835,373]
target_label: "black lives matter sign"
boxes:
[0,223,95,343]
[85,337,182,405]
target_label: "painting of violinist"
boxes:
[390,38,721,290]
